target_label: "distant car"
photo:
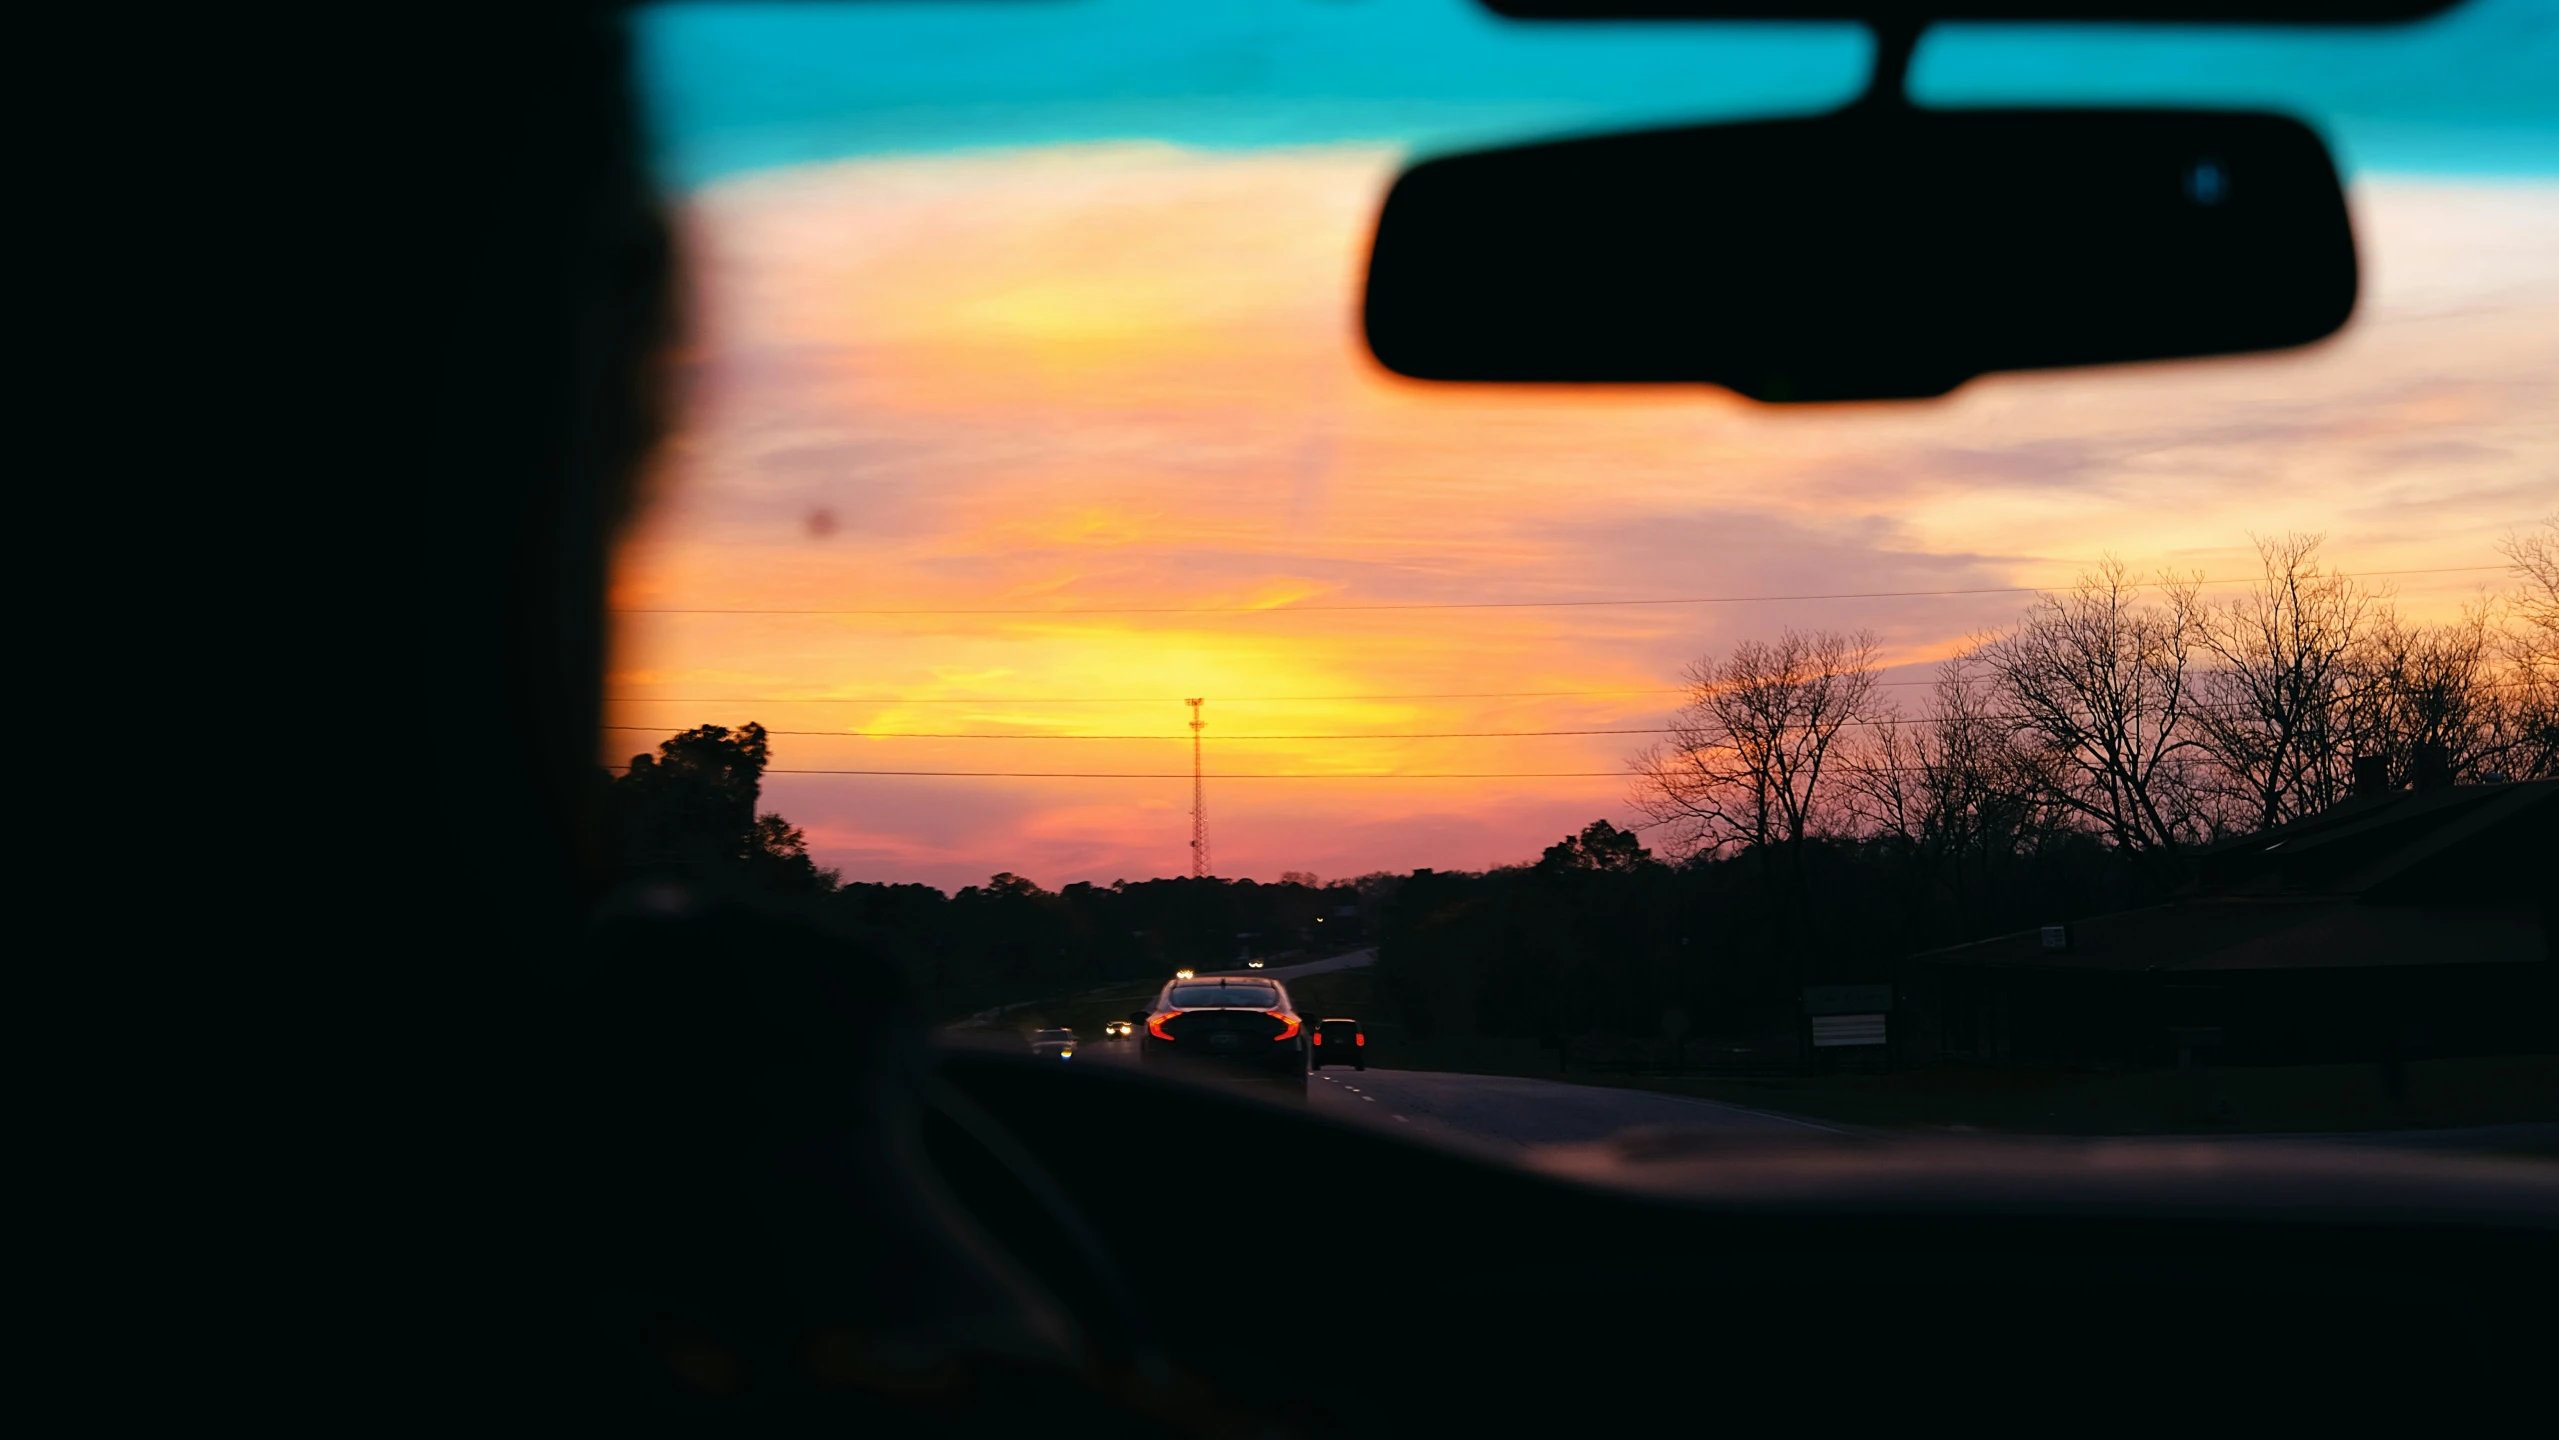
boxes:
[1174,968,1195,980]
[1141,976,1306,1094]
[1103,1020,1134,1039]
[1310,1017,1365,1070]
[1028,1027,1076,1060]
[1246,959,1265,969]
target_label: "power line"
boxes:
[601,683,2540,744]
[607,659,2538,712]
[601,725,1674,739]
[598,681,2472,710]
[609,564,2511,618]
[600,764,1624,778]
[738,769,1634,779]
[605,689,1693,705]
[608,764,2017,779]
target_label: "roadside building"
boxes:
[1897,778,2556,1069]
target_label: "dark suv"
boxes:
[1310,1017,1364,1070]
[1140,977,1306,1094]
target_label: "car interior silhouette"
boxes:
[376,2,2555,1434]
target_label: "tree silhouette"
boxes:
[2193,534,2373,828]
[1979,561,2210,872]
[2499,515,2559,778]
[739,813,839,896]
[610,723,837,893]
[1632,628,1881,862]
[1539,819,1653,873]
[1847,652,2061,931]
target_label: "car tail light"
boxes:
[1147,1010,1182,1041]
[1266,1010,1301,1042]
[1310,1031,1322,1046]
[1355,1032,1364,1046]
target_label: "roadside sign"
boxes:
[1810,1014,1888,1047]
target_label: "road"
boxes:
[1306,1066,1842,1152]
[1297,1070,2558,1157]
[1071,1033,1841,1151]
[1072,1033,2555,1158]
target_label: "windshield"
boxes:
[1168,984,1282,1010]
[613,1,2555,1153]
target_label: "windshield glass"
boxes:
[1169,984,1282,1010]
[615,1,2556,1151]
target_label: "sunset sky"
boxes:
[613,1,2559,892]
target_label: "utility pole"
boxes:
[1186,697,1209,878]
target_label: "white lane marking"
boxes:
[1394,1115,1410,1123]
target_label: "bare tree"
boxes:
[2497,514,2559,778]
[2342,603,2511,784]
[1847,650,2058,924]
[1631,627,1880,861]
[2501,513,2559,657]
[1980,560,2212,867]
[2193,533,2375,828]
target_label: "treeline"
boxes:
[602,729,1392,1013]
[826,871,1393,1017]
[605,524,2555,1036]
[1376,820,2142,1044]
[1388,527,2559,1046]
[1631,528,2558,883]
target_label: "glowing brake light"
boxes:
[1355,1032,1364,1046]
[1310,1031,1322,1046]
[1267,1010,1301,1042]
[1147,1010,1182,1041]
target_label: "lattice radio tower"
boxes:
[1185,697,1210,878]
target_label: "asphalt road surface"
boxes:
[1071,1043,2555,1157]
[1308,1066,1841,1152]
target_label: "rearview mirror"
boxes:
[1363,108,2355,401]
